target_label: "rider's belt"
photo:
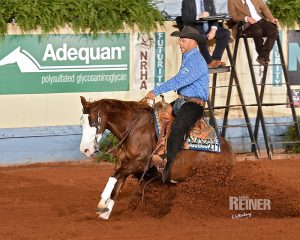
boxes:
[179,95,206,107]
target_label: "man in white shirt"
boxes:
[228,0,279,65]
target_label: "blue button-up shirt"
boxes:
[153,47,209,101]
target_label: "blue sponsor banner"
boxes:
[272,31,282,86]
[288,30,300,85]
[155,32,165,87]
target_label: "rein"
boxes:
[103,108,144,155]
[101,97,152,155]
[137,108,155,184]
[99,97,159,185]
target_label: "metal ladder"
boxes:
[207,44,260,158]
[232,23,300,159]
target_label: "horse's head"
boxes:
[79,96,108,157]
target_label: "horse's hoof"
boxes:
[96,207,109,214]
[170,179,179,184]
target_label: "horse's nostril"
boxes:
[84,149,89,153]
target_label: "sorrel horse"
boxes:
[79,96,235,219]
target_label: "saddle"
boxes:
[151,101,221,170]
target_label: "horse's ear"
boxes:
[80,96,87,107]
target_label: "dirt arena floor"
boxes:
[1,154,300,240]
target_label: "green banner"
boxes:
[0,34,129,94]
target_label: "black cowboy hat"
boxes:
[171,26,207,45]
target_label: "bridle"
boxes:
[102,108,144,155]
[82,106,146,155]
[80,108,104,153]
[81,97,162,185]
[85,110,102,133]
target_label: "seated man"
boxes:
[146,26,209,183]
[228,0,279,65]
[181,0,231,68]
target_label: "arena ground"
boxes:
[0,154,300,240]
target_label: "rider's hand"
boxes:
[197,11,209,19]
[271,19,279,25]
[247,16,257,24]
[146,90,155,100]
[207,29,216,40]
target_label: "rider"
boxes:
[146,26,209,183]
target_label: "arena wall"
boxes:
[0,22,299,164]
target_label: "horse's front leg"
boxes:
[96,172,127,220]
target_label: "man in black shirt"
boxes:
[181,0,230,68]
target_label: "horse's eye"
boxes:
[90,121,96,127]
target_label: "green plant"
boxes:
[0,0,164,34]
[96,132,119,163]
[267,0,300,28]
[285,116,300,153]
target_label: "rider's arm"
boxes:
[153,49,208,96]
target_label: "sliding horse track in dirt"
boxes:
[1,154,300,240]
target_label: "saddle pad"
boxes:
[154,105,221,153]
[182,117,221,153]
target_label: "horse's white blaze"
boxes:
[80,114,98,157]
[96,133,103,144]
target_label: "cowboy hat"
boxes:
[171,26,207,45]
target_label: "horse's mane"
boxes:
[88,98,152,113]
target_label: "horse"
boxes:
[79,96,235,219]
